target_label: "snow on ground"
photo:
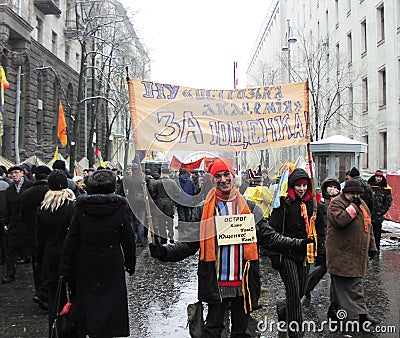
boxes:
[381,220,400,246]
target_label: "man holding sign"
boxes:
[149,158,312,337]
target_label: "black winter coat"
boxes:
[59,194,136,338]
[36,201,74,283]
[20,180,49,249]
[269,196,320,262]
[5,178,33,248]
[157,200,306,311]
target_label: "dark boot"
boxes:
[327,302,339,320]
[276,301,286,322]
[359,314,381,325]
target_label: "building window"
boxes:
[76,53,80,70]
[379,132,387,169]
[335,0,339,28]
[377,5,385,42]
[379,67,386,107]
[335,43,340,75]
[347,32,352,65]
[397,0,400,29]
[35,17,43,44]
[362,135,368,169]
[362,77,368,112]
[51,31,57,55]
[65,44,70,64]
[361,19,367,55]
[349,86,353,119]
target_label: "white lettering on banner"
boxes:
[215,214,257,246]
[129,78,310,152]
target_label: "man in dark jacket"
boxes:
[367,170,392,252]
[2,165,33,283]
[151,168,181,244]
[175,168,197,227]
[20,165,51,309]
[149,158,312,337]
[0,166,11,265]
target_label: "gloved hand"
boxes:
[300,236,315,247]
[352,197,362,207]
[149,243,167,259]
[126,264,135,276]
[368,251,377,260]
[315,255,325,266]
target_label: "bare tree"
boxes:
[66,0,150,170]
[285,34,361,141]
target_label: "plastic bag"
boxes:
[187,301,204,338]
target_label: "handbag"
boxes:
[187,301,204,338]
[51,277,78,338]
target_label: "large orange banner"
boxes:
[128,78,309,152]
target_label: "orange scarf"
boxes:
[300,202,317,263]
[359,205,371,233]
[199,186,258,262]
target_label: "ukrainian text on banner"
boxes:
[128,78,309,152]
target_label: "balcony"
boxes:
[64,20,77,38]
[34,0,61,15]
[0,4,33,45]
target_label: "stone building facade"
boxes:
[0,0,81,163]
[0,0,150,169]
[247,0,400,174]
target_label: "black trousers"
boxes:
[277,257,310,338]
[203,297,251,338]
[372,221,382,251]
[305,261,327,295]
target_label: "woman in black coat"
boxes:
[59,170,136,338]
[269,168,321,338]
[35,170,75,334]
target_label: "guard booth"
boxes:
[310,135,368,186]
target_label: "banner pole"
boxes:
[126,70,155,244]
[305,80,318,262]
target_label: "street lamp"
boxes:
[282,19,297,161]
[282,19,297,83]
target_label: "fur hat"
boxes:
[349,167,360,178]
[87,169,116,194]
[48,170,68,191]
[52,160,66,171]
[342,179,364,193]
[33,165,52,180]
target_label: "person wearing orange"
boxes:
[149,158,312,337]
[269,168,321,338]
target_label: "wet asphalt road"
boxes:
[0,245,399,338]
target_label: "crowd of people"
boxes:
[0,157,393,337]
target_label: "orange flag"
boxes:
[57,100,67,147]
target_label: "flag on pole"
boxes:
[0,66,9,146]
[272,164,291,209]
[57,100,67,147]
[94,146,106,168]
[50,145,60,166]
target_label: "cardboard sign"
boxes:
[215,214,257,246]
